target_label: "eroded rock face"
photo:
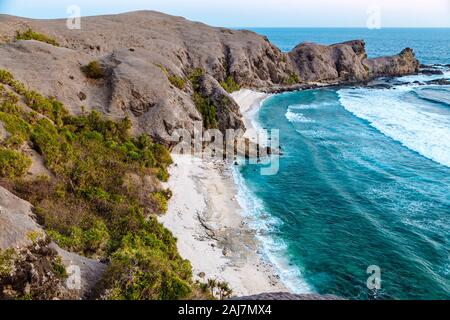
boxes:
[0,11,419,143]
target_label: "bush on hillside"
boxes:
[15,28,59,47]
[0,148,32,178]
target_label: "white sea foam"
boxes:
[285,109,315,123]
[231,167,313,294]
[288,104,318,110]
[415,87,450,106]
[338,85,450,168]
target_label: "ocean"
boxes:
[235,28,450,299]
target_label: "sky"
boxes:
[0,0,449,27]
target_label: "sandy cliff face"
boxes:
[0,11,419,142]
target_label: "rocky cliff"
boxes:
[0,11,419,143]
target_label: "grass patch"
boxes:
[82,61,105,79]
[16,28,59,47]
[168,75,186,90]
[0,148,32,178]
[0,248,15,277]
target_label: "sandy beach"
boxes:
[159,89,288,297]
[231,89,270,145]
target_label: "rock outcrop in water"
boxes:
[0,10,419,143]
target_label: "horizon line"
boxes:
[1,10,449,29]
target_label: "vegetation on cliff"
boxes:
[82,61,105,79]
[220,76,240,93]
[157,65,186,90]
[0,70,203,300]
[189,68,218,129]
[0,147,31,178]
[15,28,60,47]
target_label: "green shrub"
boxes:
[0,248,15,277]
[168,75,186,90]
[151,191,169,214]
[188,68,204,91]
[82,61,105,79]
[31,118,73,173]
[48,218,110,257]
[158,65,186,90]
[0,148,32,178]
[220,76,240,93]
[0,86,20,113]
[284,72,300,85]
[157,167,170,182]
[15,28,59,47]
[0,112,31,140]
[188,68,219,129]
[52,256,68,278]
[102,225,192,300]
[4,135,25,149]
[193,93,218,129]
[0,70,14,85]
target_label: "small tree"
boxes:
[218,281,233,300]
[207,278,217,296]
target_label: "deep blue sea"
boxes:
[235,28,450,299]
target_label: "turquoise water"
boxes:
[237,29,450,300]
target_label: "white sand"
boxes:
[231,89,270,145]
[159,154,287,296]
[159,89,288,297]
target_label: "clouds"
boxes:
[1,0,449,27]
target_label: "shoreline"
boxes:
[159,154,287,296]
[231,89,270,144]
[159,89,289,297]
